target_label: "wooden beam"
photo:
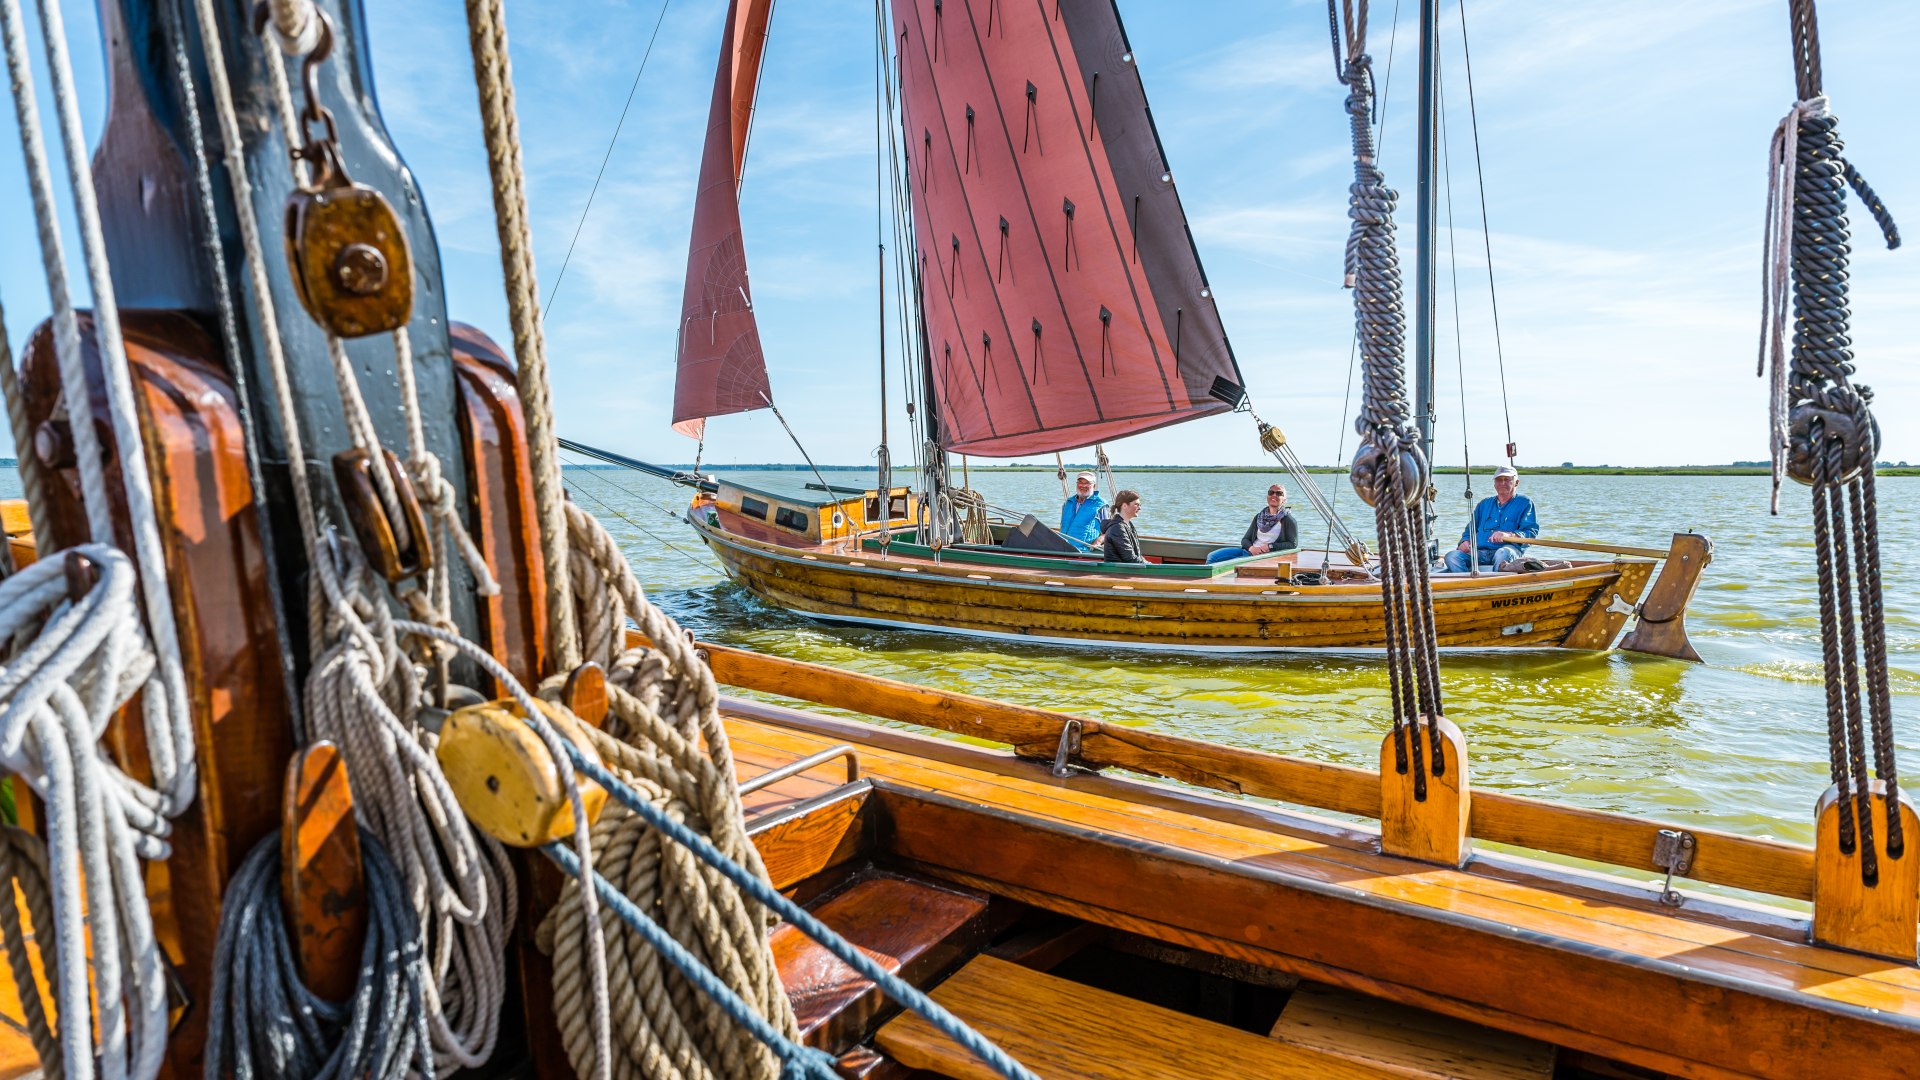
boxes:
[875,787,1914,1080]
[652,632,1816,901]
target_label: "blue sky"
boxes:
[2,0,1917,468]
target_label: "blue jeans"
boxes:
[1206,547,1251,564]
[1444,544,1520,572]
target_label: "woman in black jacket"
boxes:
[1099,490,1148,564]
[1206,484,1298,563]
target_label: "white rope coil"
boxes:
[0,546,173,1080]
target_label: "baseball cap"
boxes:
[1493,465,1518,479]
[1075,472,1097,484]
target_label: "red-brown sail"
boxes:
[673,0,777,439]
[895,0,1244,458]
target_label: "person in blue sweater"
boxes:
[1445,465,1539,572]
[1059,472,1108,551]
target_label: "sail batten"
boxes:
[897,0,1243,458]
[673,0,777,439]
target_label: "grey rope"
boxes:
[1333,0,1445,791]
[1767,0,1904,883]
[205,829,433,1080]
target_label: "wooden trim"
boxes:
[874,785,1911,1080]
[656,632,1816,901]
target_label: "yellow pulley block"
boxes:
[436,698,609,847]
[1258,421,1287,453]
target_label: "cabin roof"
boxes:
[715,469,885,508]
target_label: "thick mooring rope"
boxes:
[206,829,432,1080]
[1332,0,1445,790]
[462,0,580,674]
[1762,0,1904,884]
[542,504,794,1080]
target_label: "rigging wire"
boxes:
[1437,49,1479,574]
[1454,0,1515,463]
[541,0,674,323]
[562,462,726,574]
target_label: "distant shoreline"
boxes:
[560,462,1920,477]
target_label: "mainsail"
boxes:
[895,0,1245,458]
[672,0,777,439]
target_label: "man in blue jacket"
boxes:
[1445,465,1539,572]
[1060,472,1108,552]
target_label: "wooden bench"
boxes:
[773,873,989,1051]
[876,953,1396,1079]
[1269,982,1554,1080]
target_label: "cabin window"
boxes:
[865,493,912,522]
[740,496,769,520]
[774,507,810,532]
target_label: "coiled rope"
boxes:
[395,600,1038,1080]
[205,829,432,1080]
[1760,0,1903,885]
[0,0,211,1068]
[1332,0,1446,792]
[547,503,797,1079]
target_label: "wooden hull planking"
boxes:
[691,513,1655,651]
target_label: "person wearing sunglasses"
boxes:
[1206,484,1298,564]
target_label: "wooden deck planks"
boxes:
[728,717,1919,999]
[876,954,1386,1080]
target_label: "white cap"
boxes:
[1493,465,1518,479]
[1075,471,1097,484]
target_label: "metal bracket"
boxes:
[1051,719,1083,779]
[1606,592,1639,617]
[1652,828,1696,906]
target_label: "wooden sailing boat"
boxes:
[662,0,1711,658]
[0,0,1910,1079]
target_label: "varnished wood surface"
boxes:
[22,312,294,1077]
[1380,720,1470,867]
[773,873,988,1051]
[280,742,366,1003]
[1269,982,1556,1080]
[725,709,1920,1080]
[693,511,1655,650]
[670,634,1816,901]
[875,953,1384,1080]
[452,324,549,691]
[1814,783,1919,962]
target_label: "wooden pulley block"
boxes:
[436,697,610,848]
[332,447,432,582]
[285,176,413,338]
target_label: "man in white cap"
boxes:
[1445,464,1539,572]
[1059,471,1109,552]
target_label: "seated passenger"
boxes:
[1444,465,1539,572]
[1059,471,1108,552]
[1099,489,1147,564]
[1206,483,1298,564]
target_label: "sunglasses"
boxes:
[1268,490,1284,496]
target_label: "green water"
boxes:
[12,462,1908,848]
[570,467,1920,848]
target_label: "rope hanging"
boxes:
[1760,0,1903,885]
[1332,0,1446,793]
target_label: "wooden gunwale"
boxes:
[726,718,1875,993]
[699,512,1634,601]
[642,632,1816,900]
[725,712,1920,1080]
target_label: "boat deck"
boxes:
[726,701,1920,1080]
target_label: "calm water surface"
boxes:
[568,467,1920,849]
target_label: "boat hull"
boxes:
[692,516,1656,652]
